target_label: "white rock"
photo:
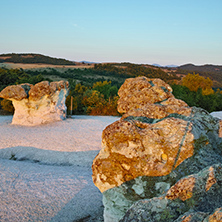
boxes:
[0,81,69,126]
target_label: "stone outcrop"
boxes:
[0,80,69,126]
[120,164,222,222]
[91,76,222,221]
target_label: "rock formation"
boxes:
[91,76,222,221]
[0,80,69,126]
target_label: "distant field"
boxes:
[0,62,94,70]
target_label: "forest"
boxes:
[1,65,222,115]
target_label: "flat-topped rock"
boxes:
[0,80,69,126]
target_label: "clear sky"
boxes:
[0,0,221,66]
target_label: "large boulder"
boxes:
[0,80,69,126]
[91,76,222,221]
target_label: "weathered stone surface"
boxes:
[174,208,222,222]
[0,84,31,101]
[93,117,194,193]
[91,76,222,222]
[92,77,196,193]
[117,77,174,114]
[174,212,209,222]
[122,103,192,120]
[0,80,69,126]
[204,207,222,222]
[120,164,222,222]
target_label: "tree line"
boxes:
[0,67,47,91]
[172,73,222,113]
[94,63,181,82]
[66,79,119,115]
[1,67,222,115]
[0,67,119,115]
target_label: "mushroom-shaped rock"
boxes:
[0,80,69,126]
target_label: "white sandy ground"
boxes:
[0,115,119,222]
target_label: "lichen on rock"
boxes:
[91,76,222,222]
[120,164,222,222]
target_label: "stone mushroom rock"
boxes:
[0,80,69,126]
[91,76,222,222]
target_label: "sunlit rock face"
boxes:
[117,77,189,115]
[91,76,222,222]
[0,81,69,126]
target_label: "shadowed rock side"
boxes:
[91,76,222,222]
[0,80,69,126]
[120,164,222,222]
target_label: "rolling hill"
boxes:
[179,63,222,73]
[178,64,222,87]
[1,53,222,87]
[0,53,77,66]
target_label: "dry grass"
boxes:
[0,56,11,60]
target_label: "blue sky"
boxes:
[0,0,221,66]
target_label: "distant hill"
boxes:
[1,53,222,87]
[165,64,178,68]
[0,53,76,66]
[152,63,162,67]
[152,63,178,68]
[179,64,222,73]
[178,64,222,87]
[80,60,97,64]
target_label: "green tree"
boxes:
[172,84,219,112]
[182,73,214,95]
